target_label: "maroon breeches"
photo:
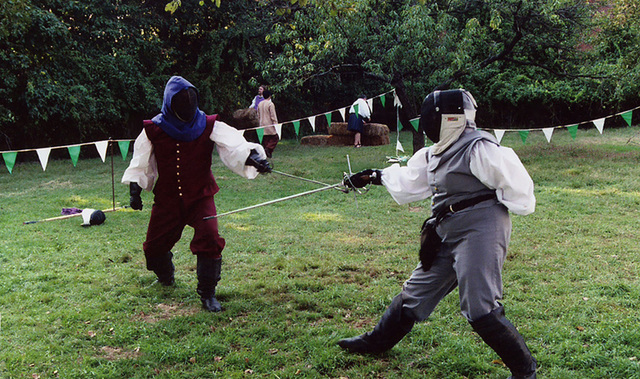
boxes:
[262,134,279,157]
[143,196,226,264]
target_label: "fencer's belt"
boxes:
[435,193,497,221]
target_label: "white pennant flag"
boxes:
[275,124,283,138]
[95,140,109,162]
[494,130,505,143]
[396,140,405,153]
[309,116,316,132]
[36,148,51,171]
[593,118,605,134]
[394,91,402,108]
[367,98,373,113]
[542,128,554,142]
[339,107,346,122]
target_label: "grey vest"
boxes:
[428,128,498,216]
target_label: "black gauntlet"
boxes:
[245,149,272,173]
[344,169,382,189]
[129,182,143,210]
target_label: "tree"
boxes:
[0,0,280,149]
[258,0,600,152]
[585,0,640,109]
[0,0,164,149]
[1,0,635,151]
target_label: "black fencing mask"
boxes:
[419,90,469,143]
[171,87,199,122]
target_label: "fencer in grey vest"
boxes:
[428,128,497,217]
[339,89,537,379]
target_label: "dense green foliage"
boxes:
[260,0,637,130]
[2,128,640,377]
[0,0,638,151]
[0,0,280,149]
[1,1,159,147]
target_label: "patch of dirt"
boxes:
[134,302,199,323]
[99,346,142,361]
[341,312,376,329]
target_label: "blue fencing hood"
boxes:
[152,76,207,141]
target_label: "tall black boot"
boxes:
[338,294,415,354]
[470,306,537,379]
[147,251,175,286]
[196,256,222,312]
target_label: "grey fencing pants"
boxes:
[401,202,511,322]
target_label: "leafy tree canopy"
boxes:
[258,0,613,139]
[0,0,637,151]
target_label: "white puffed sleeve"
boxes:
[211,121,267,179]
[381,147,433,205]
[470,141,536,215]
[121,129,157,191]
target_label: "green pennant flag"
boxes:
[397,117,403,132]
[256,128,264,144]
[118,140,131,160]
[2,151,17,174]
[325,112,332,126]
[293,120,300,136]
[518,130,529,145]
[380,95,386,108]
[410,119,420,132]
[621,111,633,127]
[567,124,578,140]
[68,145,81,167]
[354,104,359,119]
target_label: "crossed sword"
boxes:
[204,155,365,219]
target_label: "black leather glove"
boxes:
[245,149,272,174]
[129,182,143,210]
[344,169,382,189]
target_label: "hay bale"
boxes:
[328,122,350,136]
[301,135,330,146]
[231,108,259,130]
[326,135,353,146]
[301,134,371,146]
[362,133,390,146]
[327,122,390,146]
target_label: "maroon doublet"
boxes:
[142,115,226,265]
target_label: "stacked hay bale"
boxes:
[231,108,260,143]
[301,122,390,146]
[231,108,259,130]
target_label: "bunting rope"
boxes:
[1,139,133,174]
[1,89,638,174]
[482,104,640,144]
[401,104,640,145]
[2,139,133,154]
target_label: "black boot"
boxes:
[148,251,175,286]
[196,256,222,312]
[470,306,537,379]
[338,294,415,354]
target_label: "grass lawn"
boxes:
[1,126,640,378]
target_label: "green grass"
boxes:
[2,127,640,378]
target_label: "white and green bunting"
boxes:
[1,140,131,174]
[486,108,637,144]
[1,92,638,174]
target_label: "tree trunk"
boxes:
[391,72,424,154]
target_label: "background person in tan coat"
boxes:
[257,89,279,158]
